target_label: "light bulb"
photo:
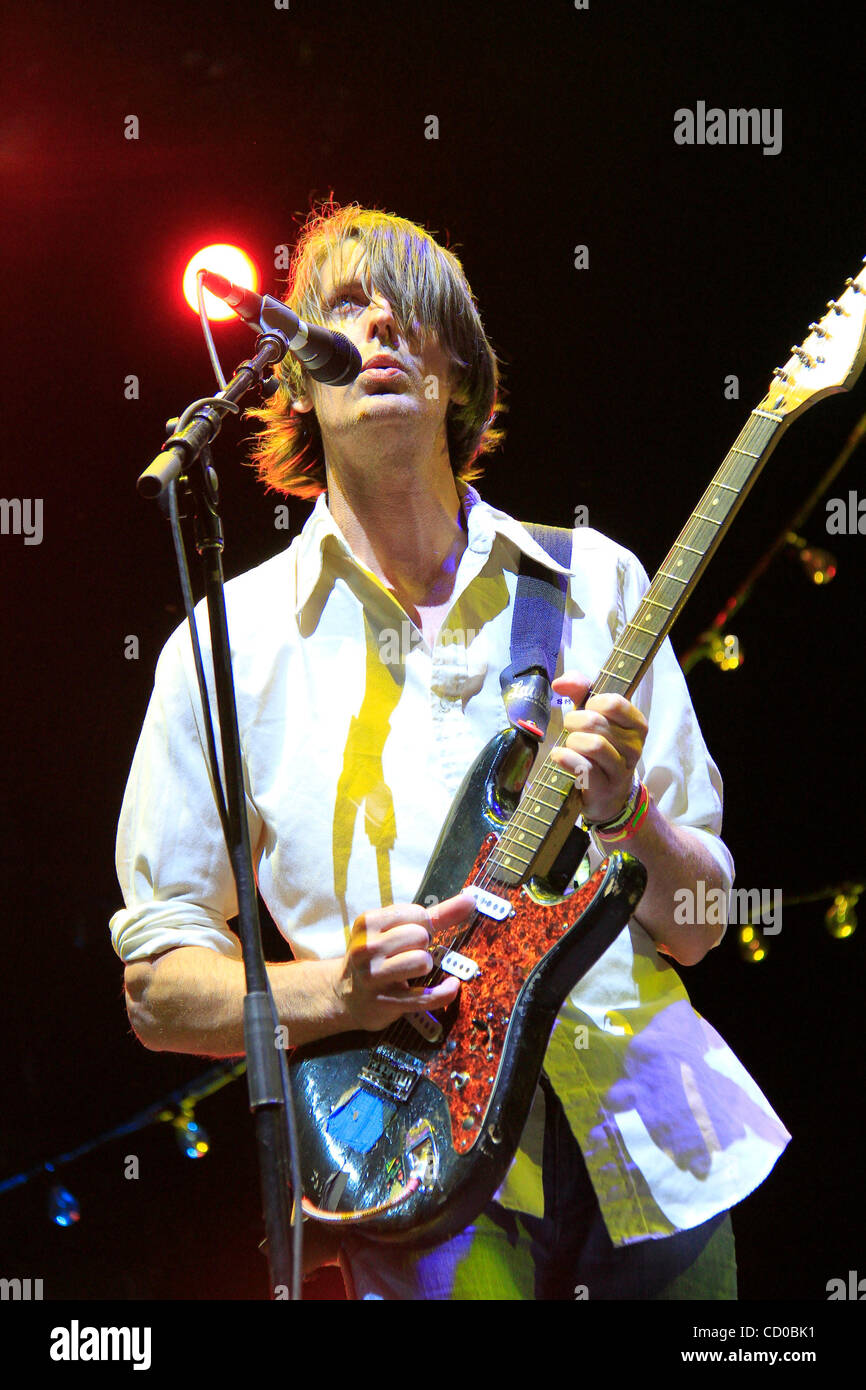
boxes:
[48,1184,80,1226]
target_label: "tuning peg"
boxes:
[772,367,794,383]
[844,277,865,294]
[790,347,816,367]
[826,299,849,316]
[808,321,829,337]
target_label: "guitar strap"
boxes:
[500,522,573,740]
[501,523,592,894]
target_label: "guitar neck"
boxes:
[593,404,786,700]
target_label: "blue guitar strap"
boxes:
[500,522,573,739]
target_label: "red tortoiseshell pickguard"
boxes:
[423,834,608,1153]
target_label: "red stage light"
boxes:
[182,244,259,320]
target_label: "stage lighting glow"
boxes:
[172,1112,210,1159]
[49,1184,81,1226]
[183,244,259,319]
[799,545,837,585]
[738,924,768,963]
[825,891,858,938]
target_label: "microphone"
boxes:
[199,271,361,386]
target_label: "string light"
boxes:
[48,1184,80,1227]
[738,923,769,964]
[171,1109,210,1160]
[696,629,744,672]
[713,632,743,671]
[825,888,859,938]
[734,881,862,962]
[786,532,837,585]
[0,1061,245,1224]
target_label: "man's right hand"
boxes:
[123,892,477,1056]
[331,891,476,1031]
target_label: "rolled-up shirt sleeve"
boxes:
[110,626,251,963]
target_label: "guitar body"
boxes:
[290,727,647,1247]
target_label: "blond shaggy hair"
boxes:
[246,203,504,498]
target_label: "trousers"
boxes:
[338,1076,737,1301]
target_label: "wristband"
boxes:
[594,780,650,844]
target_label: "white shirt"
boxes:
[110,486,790,1244]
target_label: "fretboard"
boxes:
[594,406,784,699]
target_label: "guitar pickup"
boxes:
[407,1011,444,1044]
[439,950,480,981]
[467,884,513,920]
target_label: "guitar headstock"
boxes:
[759,258,866,419]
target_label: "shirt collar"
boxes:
[293,493,355,617]
[293,483,575,618]
[460,484,575,576]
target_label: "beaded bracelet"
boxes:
[594,780,650,844]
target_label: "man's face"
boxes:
[290,245,463,460]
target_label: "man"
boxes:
[112,203,789,1300]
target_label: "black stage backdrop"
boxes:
[2,0,864,1340]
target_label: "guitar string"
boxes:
[382,411,779,1059]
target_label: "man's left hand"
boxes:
[549,671,648,825]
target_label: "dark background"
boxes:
[2,0,864,1307]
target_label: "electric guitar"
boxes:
[290,259,866,1247]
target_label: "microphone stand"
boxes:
[137,331,301,1298]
